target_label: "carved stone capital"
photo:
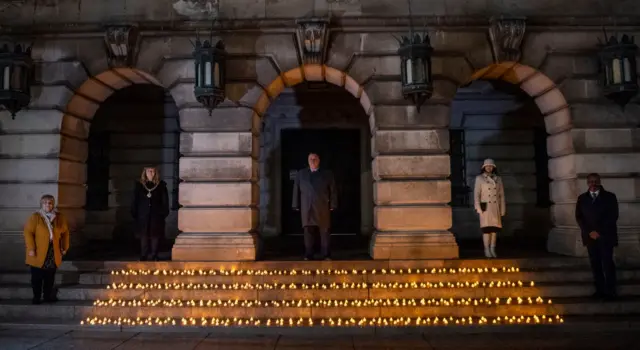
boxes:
[295,18,330,65]
[488,16,526,63]
[104,25,140,68]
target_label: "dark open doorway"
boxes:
[280,128,362,236]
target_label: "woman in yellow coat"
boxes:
[23,194,70,304]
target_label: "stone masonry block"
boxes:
[348,56,400,84]
[0,183,85,209]
[35,61,88,88]
[364,81,403,105]
[574,153,640,176]
[552,177,640,203]
[180,107,258,132]
[372,105,450,130]
[465,145,534,160]
[29,85,75,110]
[179,157,257,181]
[0,109,65,133]
[0,159,85,184]
[178,208,258,233]
[157,59,193,88]
[558,78,601,102]
[372,129,449,155]
[374,180,451,205]
[0,134,61,157]
[570,128,639,152]
[109,148,177,164]
[172,232,257,261]
[546,130,575,158]
[375,206,452,232]
[180,132,254,156]
[544,107,572,135]
[464,130,534,146]
[179,182,259,207]
[466,160,536,175]
[548,154,576,180]
[373,155,450,180]
[552,202,640,227]
[571,103,640,128]
[370,231,459,260]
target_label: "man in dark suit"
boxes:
[292,152,337,260]
[575,173,619,300]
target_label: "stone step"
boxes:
[4,315,639,335]
[39,257,610,272]
[2,269,639,285]
[0,298,639,322]
[2,282,640,301]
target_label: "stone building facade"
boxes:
[0,0,639,266]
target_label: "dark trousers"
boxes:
[304,225,330,258]
[30,266,56,301]
[587,242,617,296]
[140,232,160,259]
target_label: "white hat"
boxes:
[481,158,496,169]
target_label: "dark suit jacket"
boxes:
[292,168,337,231]
[575,187,619,247]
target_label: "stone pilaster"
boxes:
[546,103,640,258]
[171,104,260,261]
[368,105,459,259]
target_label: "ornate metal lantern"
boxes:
[193,37,226,115]
[0,43,32,118]
[397,0,433,112]
[598,32,638,107]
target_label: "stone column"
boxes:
[171,106,259,261]
[546,103,640,258]
[369,105,459,259]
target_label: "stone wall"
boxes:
[1,3,640,263]
[450,81,551,242]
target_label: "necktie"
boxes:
[591,192,597,202]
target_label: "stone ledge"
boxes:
[372,130,449,155]
[374,206,452,231]
[370,231,459,259]
[172,232,257,261]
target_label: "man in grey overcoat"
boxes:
[292,152,337,260]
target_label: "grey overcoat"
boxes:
[292,168,337,232]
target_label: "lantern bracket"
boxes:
[295,18,330,66]
[191,28,227,115]
[104,25,140,68]
[488,16,527,63]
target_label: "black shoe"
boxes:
[304,256,313,261]
[43,294,58,303]
[323,257,331,261]
[32,298,41,305]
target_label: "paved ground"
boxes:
[2,328,639,350]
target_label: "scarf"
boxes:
[38,209,56,242]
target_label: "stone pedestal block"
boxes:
[374,206,452,231]
[370,231,459,259]
[547,227,587,257]
[172,232,257,261]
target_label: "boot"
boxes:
[490,232,498,258]
[483,234,491,258]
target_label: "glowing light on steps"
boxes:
[106,280,534,290]
[80,315,564,327]
[92,296,550,307]
[110,267,521,276]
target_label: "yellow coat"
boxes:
[23,212,70,268]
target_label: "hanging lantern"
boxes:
[398,33,433,112]
[0,43,33,119]
[193,38,226,115]
[598,32,638,107]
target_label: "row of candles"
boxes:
[93,296,551,308]
[81,315,564,327]
[107,280,534,290]
[110,267,521,276]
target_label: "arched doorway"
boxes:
[448,62,575,256]
[59,68,180,259]
[258,82,373,259]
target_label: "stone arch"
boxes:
[238,64,375,130]
[456,61,575,254]
[59,67,179,240]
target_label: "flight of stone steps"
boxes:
[1,257,640,333]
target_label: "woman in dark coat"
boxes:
[131,166,170,261]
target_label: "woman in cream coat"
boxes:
[474,159,505,258]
